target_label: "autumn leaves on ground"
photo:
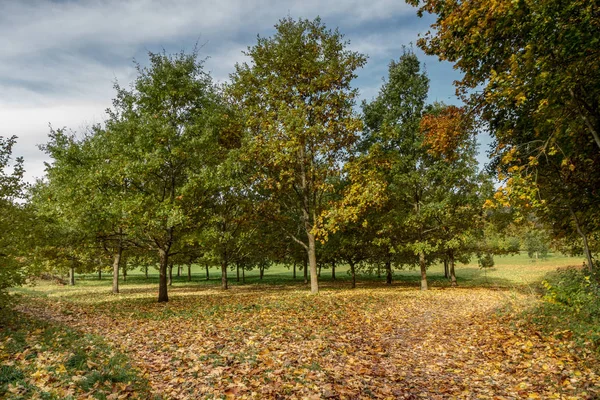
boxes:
[1,258,599,399]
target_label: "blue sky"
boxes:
[0,0,486,183]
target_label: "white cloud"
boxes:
[0,0,467,184]
[1,103,108,182]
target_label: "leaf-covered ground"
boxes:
[8,283,600,399]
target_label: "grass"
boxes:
[12,252,582,302]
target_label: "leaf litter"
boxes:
[14,286,600,399]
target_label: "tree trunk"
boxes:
[69,263,75,286]
[112,247,122,294]
[570,207,594,272]
[221,262,228,290]
[144,265,148,279]
[205,263,210,280]
[259,265,264,280]
[307,232,318,294]
[168,263,173,286]
[236,263,240,282]
[187,263,192,282]
[443,259,449,279]
[122,260,127,282]
[98,267,102,280]
[303,256,308,284]
[177,265,181,278]
[242,265,245,283]
[331,261,336,281]
[377,264,381,279]
[385,259,392,285]
[350,261,356,289]
[158,249,169,303]
[449,251,457,287]
[293,262,296,279]
[318,264,321,278]
[420,250,428,290]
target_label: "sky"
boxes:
[0,0,486,184]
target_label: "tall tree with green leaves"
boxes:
[101,50,222,302]
[228,17,366,294]
[0,135,28,301]
[419,103,491,285]
[361,51,439,290]
[38,127,132,293]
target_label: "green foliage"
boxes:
[0,135,28,301]
[478,253,495,269]
[537,268,600,351]
[229,16,366,293]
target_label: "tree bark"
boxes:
[221,262,228,290]
[168,263,173,286]
[318,263,322,278]
[570,207,594,272]
[242,265,245,283]
[259,265,264,280]
[570,88,600,152]
[236,263,240,282]
[449,251,457,287]
[419,250,428,290]
[307,232,319,294]
[205,263,210,280]
[443,259,449,279]
[122,260,127,282]
[112,247,122,294]
[69,263,75,286]
[177,265,181,278]
[303,256,308,284]
[158,249,169,302]
[98,267,102,280]
[331,261,336,281]
[350,261,356,289]
[187,263,192,282]
[385,259,392,285]
[293,262,296,279]
[144,265,148,279]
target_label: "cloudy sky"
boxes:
[1,0,483,183]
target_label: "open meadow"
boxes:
[2,253,600,399]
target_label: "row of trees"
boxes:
[27,18,495,302]
[2,8,596,303]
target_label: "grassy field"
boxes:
[30,251,583,296]
[3,252,599,399]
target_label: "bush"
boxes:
[478,253,495,269]
[538,267,600,350]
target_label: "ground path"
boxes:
[18,285,600,399]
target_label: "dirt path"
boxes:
[18,287,600,399]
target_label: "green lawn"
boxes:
[60,251,584,287]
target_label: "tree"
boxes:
[409,0,600,270]
[39,127,132,294]
[0,135,27,301]
[361,51,439,290]
[419,103,491,286]
[229,17,366,294]
[101,50,222,302]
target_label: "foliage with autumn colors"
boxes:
[409,0,600,270]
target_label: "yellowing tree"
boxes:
[229,17,366,293]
